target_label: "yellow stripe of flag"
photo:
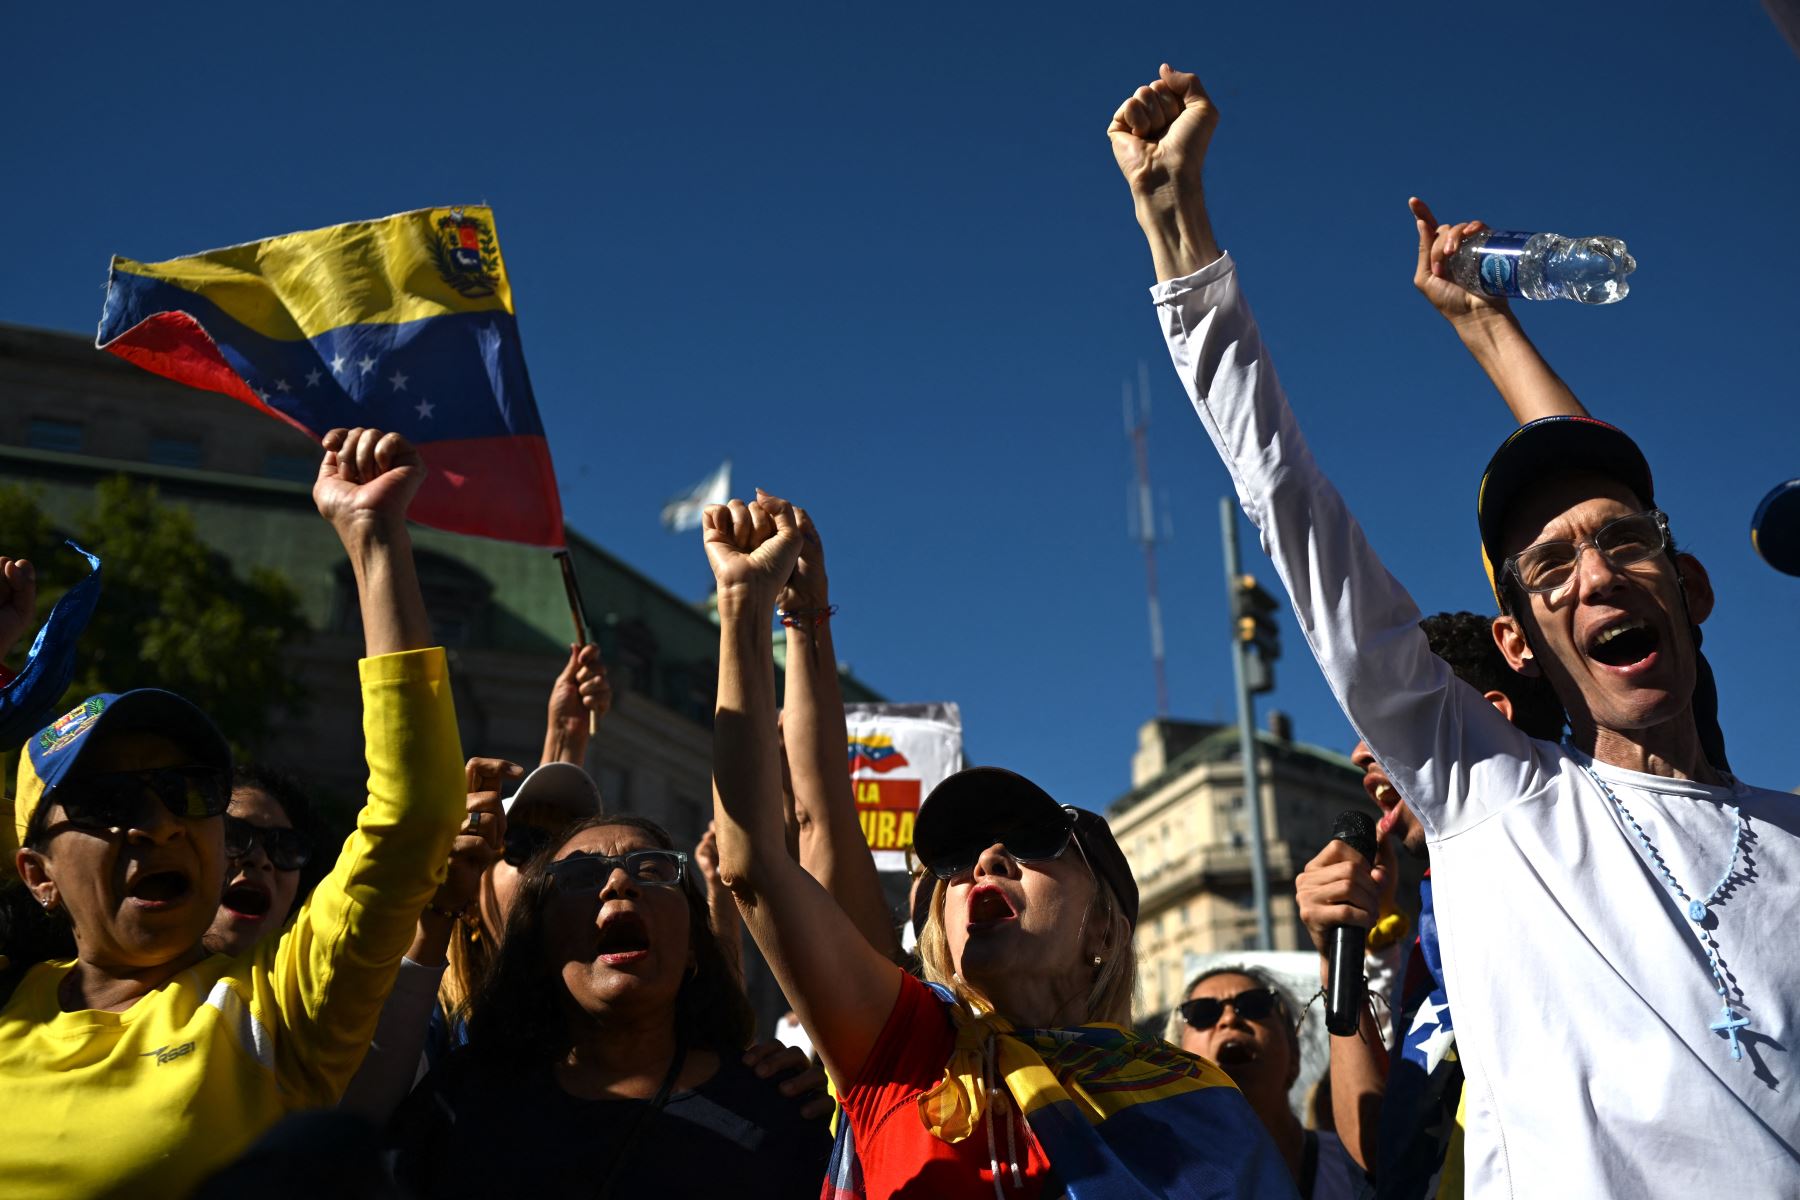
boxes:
[110,206,514,342]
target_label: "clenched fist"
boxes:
[1108,64,1218,204]
[702,491,804,615]
[313,427,426,537]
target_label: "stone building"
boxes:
[0,320,884,1027]
[1109,714,1407,1027]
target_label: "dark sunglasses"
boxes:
[924,814,1075,881]
[223,815,311,871]
[54,766,229,832]
[1180,987,1280,1030]
[548,850,687,893]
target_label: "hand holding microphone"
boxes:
[1295,809,1391,1038]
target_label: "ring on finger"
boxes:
[464,812,483,835]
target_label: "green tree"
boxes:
[0,476,308,753]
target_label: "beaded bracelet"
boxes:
[777,605,838,629]
[426,900,470,923]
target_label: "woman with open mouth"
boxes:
[201,765,317,959]
[0,428,468,1200]
[386,813,833,1197]
[1175,967,1362,1199]
[701,491,1295,1199]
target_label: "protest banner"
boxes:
[844,702,962,873]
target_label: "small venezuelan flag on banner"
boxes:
[96,206,565,548]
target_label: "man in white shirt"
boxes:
[1107,62,1798,1198]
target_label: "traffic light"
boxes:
[1232,574,1280,693]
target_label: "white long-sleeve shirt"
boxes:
[1155,253,1799,1198]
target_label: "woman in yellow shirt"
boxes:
[0,428,467,1200]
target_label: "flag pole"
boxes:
[553,543,597,736]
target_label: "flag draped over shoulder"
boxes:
[96,207,565,548]
[827,983,1295,1199]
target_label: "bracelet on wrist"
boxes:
[777,605,837,629]
[426,900,471,923]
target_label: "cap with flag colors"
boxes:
[660,460,731,532]
[96,207,565,548]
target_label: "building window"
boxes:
[148,436,203,469]
[264,452,315,482]
[27,417,83,453]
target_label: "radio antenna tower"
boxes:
[1125,360,1172,717]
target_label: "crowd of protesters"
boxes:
[0,57,1794,1200]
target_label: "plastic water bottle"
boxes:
[1448,230,1636,304]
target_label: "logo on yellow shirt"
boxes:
[141,1042,195,1066]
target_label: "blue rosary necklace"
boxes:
[1577,760,1751,1060]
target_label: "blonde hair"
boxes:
[917,869,1138,1027]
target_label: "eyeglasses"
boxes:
[922,814,1075,881]
[1503,509,1670,600]
[53,766,229,832]
[223,815,311,871]
[548,850,687,893]
[1179,987,1280,1030]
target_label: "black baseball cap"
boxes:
[912,767,1140,928]
[1477,415,1655,608]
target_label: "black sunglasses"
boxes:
[223,815,311,871]
[924,813,1076,881]
[548,850,687,893]
[1180,987,1280,1030]
[54,766,229,832]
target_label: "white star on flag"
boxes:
[389,370,409,392]
[1406,996,1457,1074]
[357,355,376,376]
[275,379,291,393]
[660,460,732,532]
[304,368,323,387]
[329,353,346,374]
[414,398,435,420]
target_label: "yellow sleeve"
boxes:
[254,647,465,1104]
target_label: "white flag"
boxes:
[660,460,731,532]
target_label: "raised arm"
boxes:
[1113,67,1544,842]
[1109,63,1222,282]
[316,428,433,656]
[541,643,611,766]
[705,494,900,1090]
[774,502,901,962]
[1409,197,1589,423]
[255,426,466,1103]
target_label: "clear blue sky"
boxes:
[10,2,1799,806]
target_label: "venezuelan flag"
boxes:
[96,207,565,548]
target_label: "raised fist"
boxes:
[702,491,803,612]
[1108,64,1218,201]
[776,504,829,616]
[0,556,37,663]
[313,427,426,536]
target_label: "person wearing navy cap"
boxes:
[1115,59,1800,1200]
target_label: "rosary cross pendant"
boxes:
[1710,1007,1749,1061]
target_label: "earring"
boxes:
[1092,955,1103,966]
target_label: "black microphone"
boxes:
[1325,810,1377,1038]
[1752,479,1800,577]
